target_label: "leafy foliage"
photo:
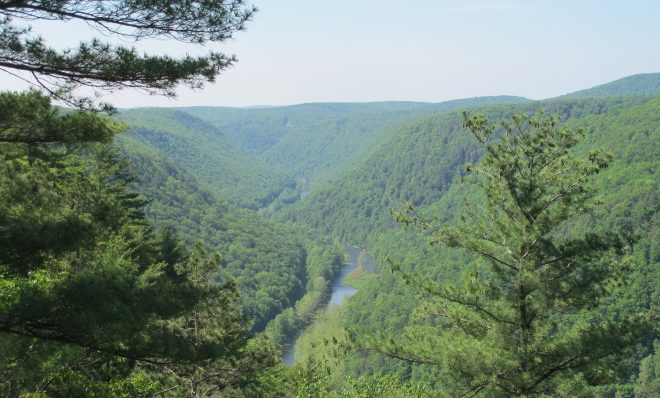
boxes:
[181,97,529,186]
[380,112,649,396]
[279,95,656,246]
[119,107,293,209]
[287,95,659,396]
[118,142,305,331]
[0,91,281,397]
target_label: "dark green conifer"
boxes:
[0,2,286,396]
[0,1,254,109]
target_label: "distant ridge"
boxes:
[179,96,529,185]
[182,97,529,111]
[556,73,660,99]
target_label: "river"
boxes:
[282,244,376,365]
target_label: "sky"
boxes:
[3,0,660,107]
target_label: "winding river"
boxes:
[282,244,376,365]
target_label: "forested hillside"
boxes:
[0,2,347,395]
[115,106,365,334]
[277,95,655,245]
[181,97,528,185]
[120,144,296,329]
[116,82,658,395]
[4,76,658,396]
[557,73,660,100]
[1,92,287,396]
[120,108,294,209]
[287,93,659,396]
[4,0,657,396]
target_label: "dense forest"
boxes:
[1,1,658,397]
[117,76,658,396]
[287,92,659,396]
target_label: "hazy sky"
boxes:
[3,0,660,107]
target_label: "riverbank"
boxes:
[343,266,376,290]
[281,244,376,365]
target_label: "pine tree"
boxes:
[382,113,652,396]
[0,2,283,396]
[155,242,281,397]
[0,0,254,109]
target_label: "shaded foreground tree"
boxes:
[156,242,281,397]
[0,0,254,109]
[372,113,653,396]
[0,92,281,396]
[0,2,288,397]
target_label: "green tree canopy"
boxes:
[0,95,282,395]
[370,112,653,396]
[0,2,289,396]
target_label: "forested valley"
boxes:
[1,1,658,397]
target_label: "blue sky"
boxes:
[4,0,660,107]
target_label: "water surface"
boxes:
[282,244,376,365]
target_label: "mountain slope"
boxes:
[180,97,529,185]
[277,95,655,245]
[293,95,659,392]
[557,73,660,99]
[116,138,308,331]
[119,108,293,208]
